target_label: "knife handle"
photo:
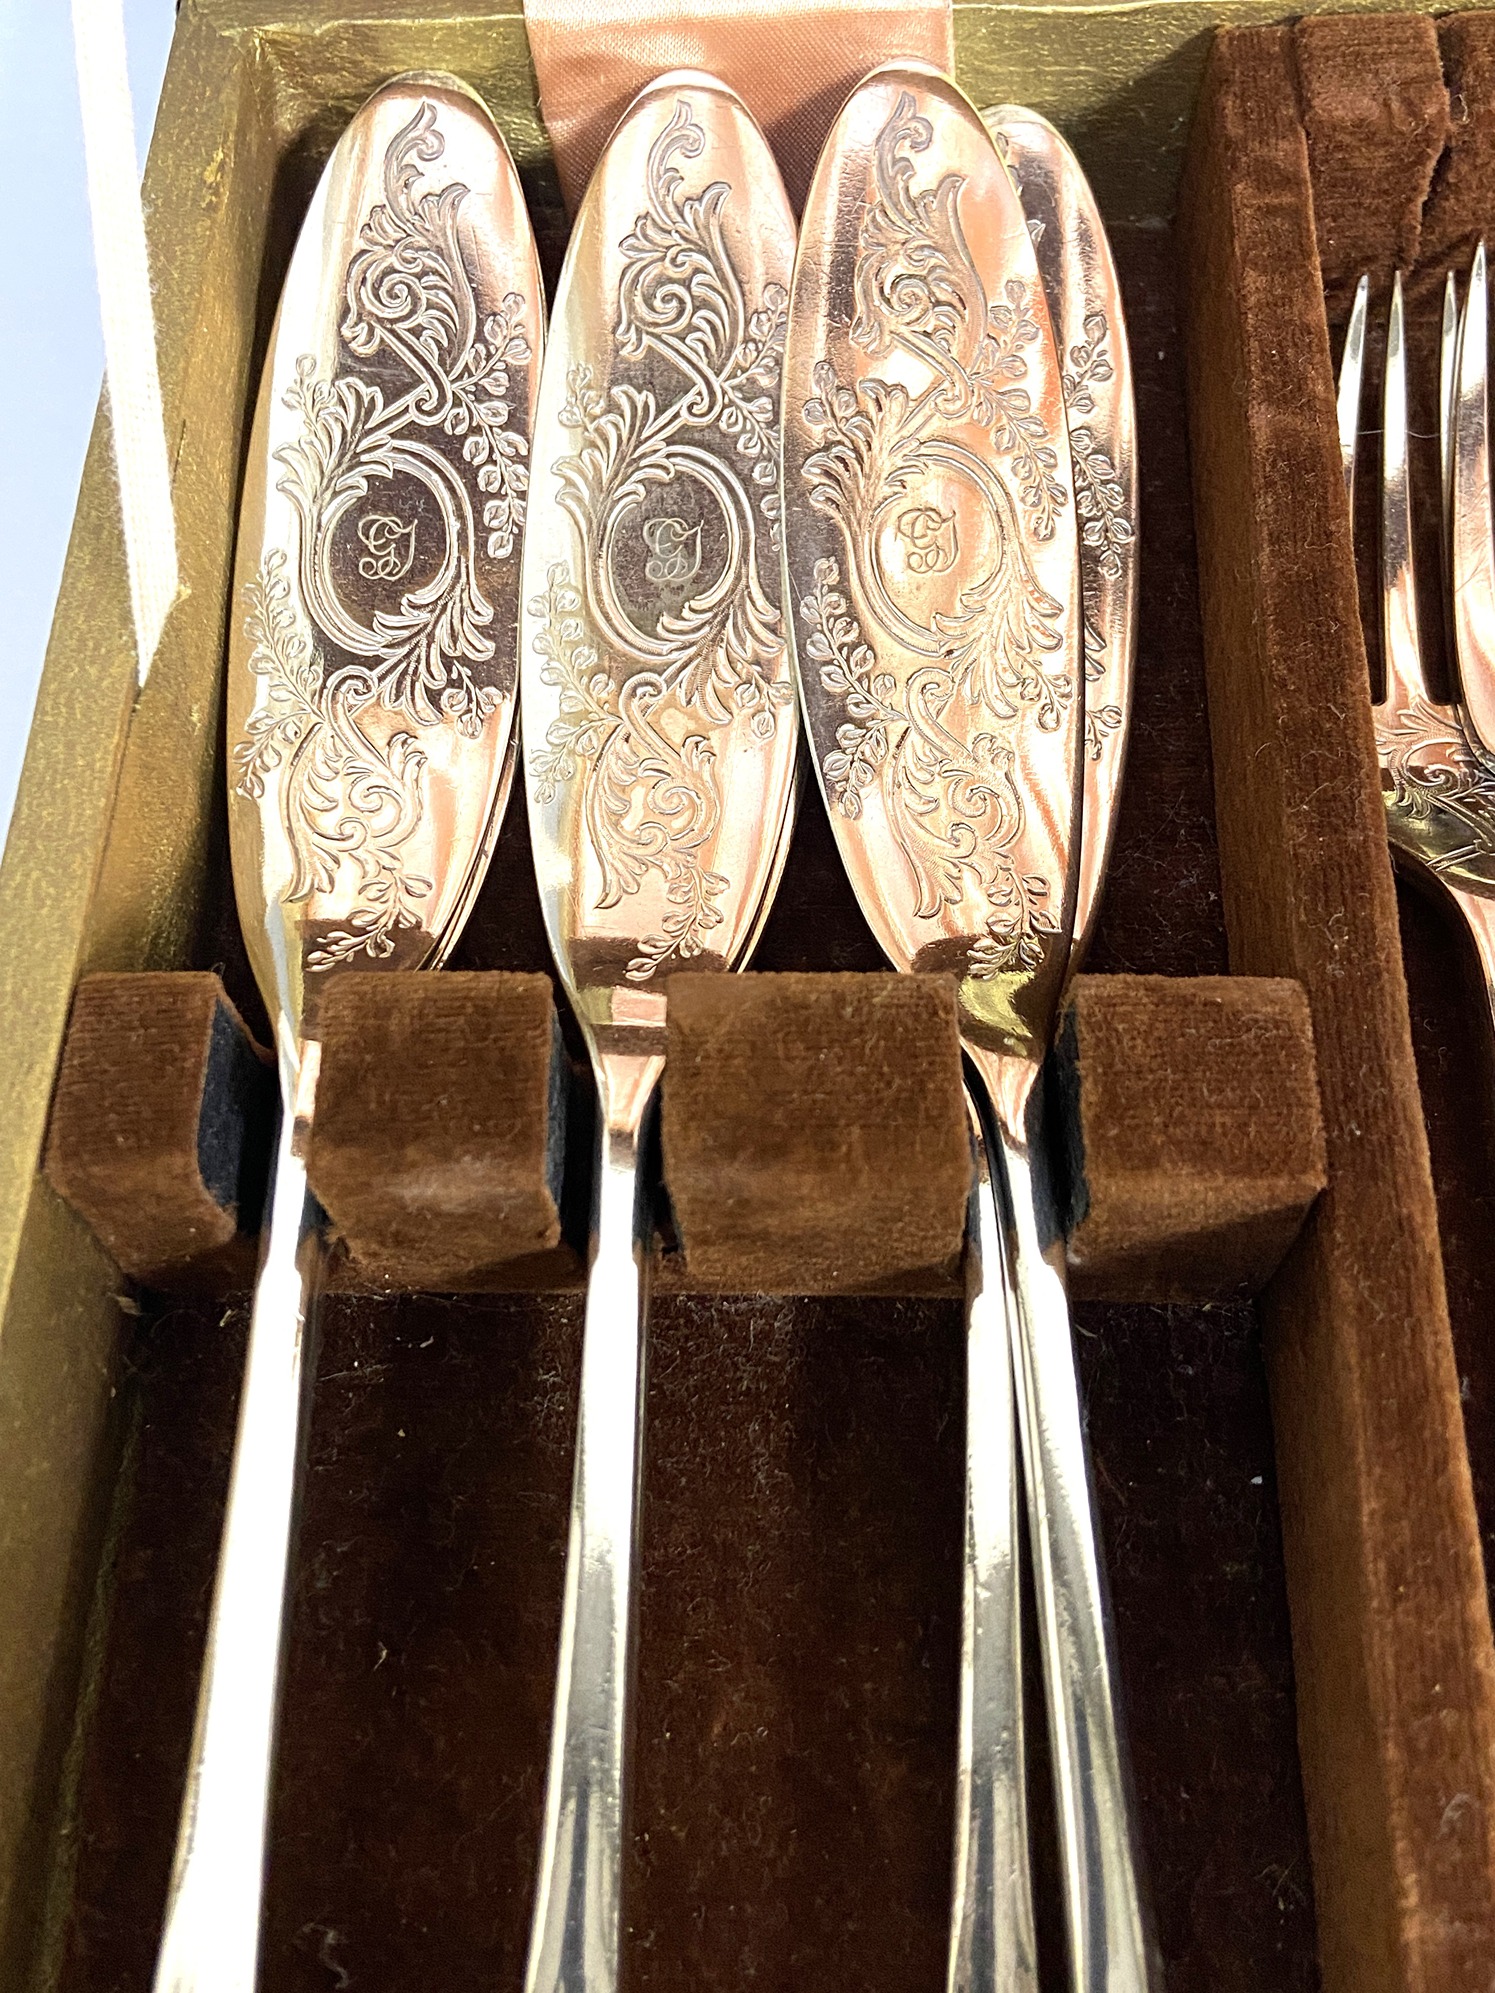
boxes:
[948,1085,1039,1993]
[994,1082,1157,1993]
[525,1081,653,1993]
[153,1103,323,1993]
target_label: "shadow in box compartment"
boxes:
[1182,12,1495,1993]
[0,3,1490,1991]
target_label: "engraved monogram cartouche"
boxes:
[227,81,541,1041]
[524,87,796,1006]
[154,78,542,1993]
[518,72,799,1993]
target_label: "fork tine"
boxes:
[1382,271,1429,712]
[1441,270,1460,553]
[1337,272,1369,505]
[1440,271,1460,652]
[1452,240,1495,753]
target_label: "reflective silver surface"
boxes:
[987,101,1149,1992]
[1339,257,1495,1013]
[786,68,1151,1993]
[987,1073,1152,1993]
[152,1108,321,1993]
[952,1087,1037,1993]
[787,70,1079,1070]
[985,103,1137,967]
[153,76,541,1993]
[225,82,539,1034]
[519,71,798,1993]
[1453,245,1495,761]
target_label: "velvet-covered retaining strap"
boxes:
[44,970,1326,1306]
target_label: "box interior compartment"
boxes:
[43,965,1327,1305]
[1182,16,1495,1988]
[7,4,1495,1990]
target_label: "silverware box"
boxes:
[0,4,1489,1989]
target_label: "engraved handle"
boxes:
[993,1077,1157,1993]
[948,1084,1038,1993]
[525,1065,655,1993]
[153,1100,323,1993]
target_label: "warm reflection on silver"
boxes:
[1453,245,1495,762]
[786,68,1152,1993]
[519,72,798,1993]
[986,103,1137,967]
[1339,255,1495,1016]
[989,101,1148,1991]
[1337,273,1369,503]
[1441,270,1458,599]
[952,1087,1037,1993]
[152,76,541,1993]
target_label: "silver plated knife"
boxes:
[154,74,542,1993]
[519,69,799,1993]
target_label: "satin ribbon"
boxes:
[523,0,953,212]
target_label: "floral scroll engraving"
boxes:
[1378,696,1495,893]
[801,92,1073,977]
[1061,311,1129,762]
[235,102,531,969]
[994,124,1133,768]
[1062,309,1132,589]
[528,100,791,982]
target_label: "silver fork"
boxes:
[1337,250,1495,1008]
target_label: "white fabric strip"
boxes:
[72,0,179,689]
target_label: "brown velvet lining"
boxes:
[1059,974,1326,1303]
[46,967,1327,1306]
[1182,22,1495,1991]
[307,972,581,1294]
[1296,12,1448,322]
[42,972,272,1292]
[47,140,1320,1993]
[660,971,972,1295]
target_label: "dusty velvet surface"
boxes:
[46,156,1321,1993]
[1182,19,1495,1992]
[307,972,580,1294]
[1058,974,1325,1303]
[660,971,972,1295]
[47,964,1327,1305]
[43,972,272,1293]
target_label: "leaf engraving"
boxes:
[535,99,791,981]
[1062,310,1133,585]
[1378,695,1495,894]
[235,101,530,968]
[801,93,1072,980]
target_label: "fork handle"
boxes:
[994,1083,1156,1993]
[152,1103,323,1993]
[1455,890,1495,1052]
[524,1080,654,1993]
[947,1086,1039,1993]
